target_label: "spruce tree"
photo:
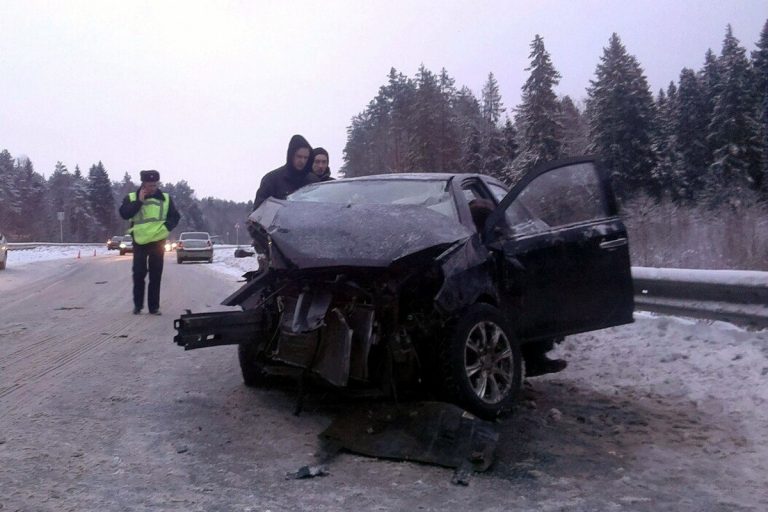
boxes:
[674,68,710,199]
[406,65,442,171]
[15,158,48,240]
[88,161,117,237]
[512,35,563,176]
[480,73,506,180]
[0,149,19,230]
[48,162,74,241]
[586,33,657,199]
[559,96,589,157]
[752,19,768,195]
[706,25,763,198]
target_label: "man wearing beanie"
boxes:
[252,134,312,210]
[119,170,181,315]
[306,147,333,183]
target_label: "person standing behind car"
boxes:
[119,170,181,315]
[252,134,312,210]
[306,147,333,183]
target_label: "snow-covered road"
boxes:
[1,246,767,510]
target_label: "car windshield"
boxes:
[181,232,209,240]
[287,179,459,221]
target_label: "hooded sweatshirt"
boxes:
[252,134,312,210]
[306,147,333,183]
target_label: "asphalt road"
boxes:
[1,253,766,511]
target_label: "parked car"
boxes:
[174,157,634,418]
[119,235,133,256]
[0,231,7,270]
[176,232,213,263]
[107,235,123,251]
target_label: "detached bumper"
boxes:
[173,309,266,350]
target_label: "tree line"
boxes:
[342,22,768,208]
[0,154,251,243]
[340,22,768,270]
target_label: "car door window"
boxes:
[506,162,606,234]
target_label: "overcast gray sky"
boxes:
[2,0,766,202]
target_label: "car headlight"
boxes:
[119,243,126,249]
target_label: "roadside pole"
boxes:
[57,211,64,242]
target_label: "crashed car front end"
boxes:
[176,194,495,391]
[235,198,493,388]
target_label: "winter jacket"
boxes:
[119,188,181,244]
[252,135,312,210]
[306,168,333,183]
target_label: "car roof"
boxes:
[339,172,491,182]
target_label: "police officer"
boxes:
[119,170,181,315]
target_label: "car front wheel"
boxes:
[238,342,268,387]
[437,303,522,419]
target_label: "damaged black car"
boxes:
[174,157,634,418]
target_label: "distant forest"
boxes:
[1,22,766,269]
[0,157,251,245]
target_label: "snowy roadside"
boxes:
[5,244,258,277]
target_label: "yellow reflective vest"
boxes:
[128,192,170,245]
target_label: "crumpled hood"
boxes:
[248,199,472,268]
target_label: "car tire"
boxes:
[119,250,124,256]
[436,303,522,419]
[207,257,213,264]
[238,342,268,387]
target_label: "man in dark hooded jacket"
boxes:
[252,134,312,210]
[306,147,333,183]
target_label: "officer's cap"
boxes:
[140,170,160,182]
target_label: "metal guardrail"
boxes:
[7,242,104,250]
[3,246,766,328]
[632,267,768,329]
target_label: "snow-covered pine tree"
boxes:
[674,68,710,201]
[652,84,686,199]
[88,161,117,238]
[47,162,74,240]
[706,25,762,201]
[559,96,589,158]
[15,157,48,240]
[0,149,20,231]
[512,34,563,177]
[586,33,657,200]
[406,65,442,171]
[480,72,507,180]
[751,19,768,196]
[69,169,98,242]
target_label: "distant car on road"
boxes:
[176,232,213,264]
[0,231,7,270]
[119,235,134,256]
[107,235,123,251]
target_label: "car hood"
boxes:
[248,199,472,269]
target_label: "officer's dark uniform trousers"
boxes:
[132,239,165,312]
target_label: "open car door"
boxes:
[484,157,634,340]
